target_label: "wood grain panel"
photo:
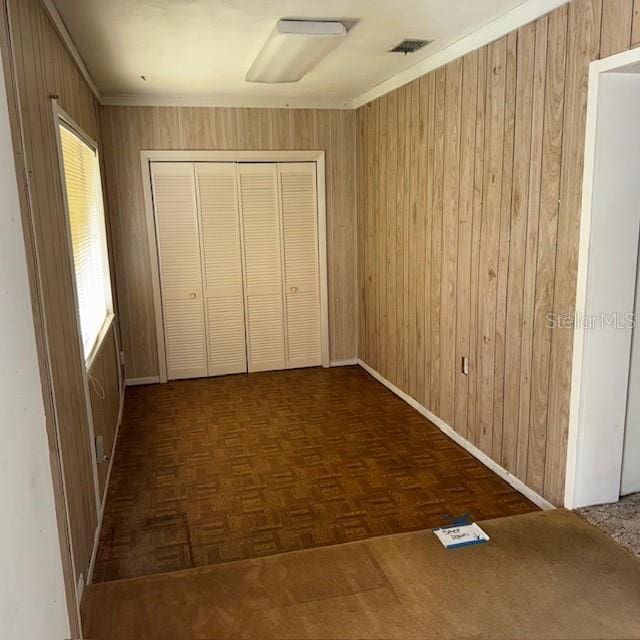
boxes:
[88,322,121,497]
[359,104,369,365]
[423,74,435,411]
[477,37,507,455]
[4,0,120,587]
[330,110,357,364]
[407,81,419,400]
[430,68,446,415]
[467,46,488,449]
[416,79,428,409]
[401,87,409,390]
[377,96,388,378]
[527,6,568,495]
[492,31,517,463]
[517,16,548,482]
[454,52,479,441]
[502,22,536,472]
[440,60,462,427]
[600,0,633,56]
[359,103,370,365]
[368,100,378,372]
[101,106,357,377]
[386,91,398,385]
[633,0,640,46]
[395,88,406,390]
[356,0,638,505]
[545,0,602,503]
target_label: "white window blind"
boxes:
[59,122,111,360]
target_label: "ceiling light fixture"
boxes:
[246,20,347,84]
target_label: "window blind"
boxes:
[59,123,110,359]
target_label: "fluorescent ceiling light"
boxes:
[246,20,347,83]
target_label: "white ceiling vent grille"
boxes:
[388,39,431,54]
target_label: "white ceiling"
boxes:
[53,0,539,108]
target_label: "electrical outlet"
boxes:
[95,435,110,463]
[461,356,469,376]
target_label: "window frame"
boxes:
[53,102,114,371]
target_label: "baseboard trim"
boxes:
[357,359,555,511]
[86,387,126,586]
[125,376,160,386]
[330,358,358,367]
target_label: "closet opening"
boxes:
[140,151,330,383]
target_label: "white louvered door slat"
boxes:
[278,163,321,368]
[238,163,286,372]
[151,162,207,379]
[196,163,247,376]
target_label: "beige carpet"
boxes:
[82,509,640,640]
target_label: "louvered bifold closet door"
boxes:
[151,162,207,379]
[238,163,286,372]
[278,163,322,368]
[195,163,247,376]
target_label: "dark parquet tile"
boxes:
[93,366,537,582]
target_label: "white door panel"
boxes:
[152,160,323,380]
[152,162,207,380]
[278,163,321,368]
[238,163,286,372]
[196,163,247,376]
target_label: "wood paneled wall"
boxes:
[357,0,640,505]
[88,321,122,496]
[4,0,122,588]
[99,106,357,380]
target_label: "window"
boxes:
[58,120,112,361]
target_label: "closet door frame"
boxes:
[141,150,329,383]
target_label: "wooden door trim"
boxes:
[140,150,330,383]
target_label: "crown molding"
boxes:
[40,0,101,101]
[100,93,353,110]
[352,0,570,109]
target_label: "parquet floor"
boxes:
[93,366,537,582]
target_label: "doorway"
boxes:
[566,47,640,509]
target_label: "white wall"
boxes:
[567,62,640,508]
[0,49,71,640]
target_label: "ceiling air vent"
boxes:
[388,39,431,55]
